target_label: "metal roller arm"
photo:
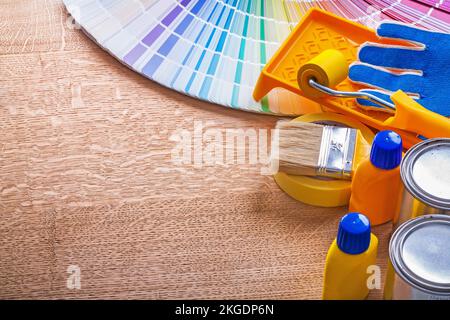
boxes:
[308,79,396,111]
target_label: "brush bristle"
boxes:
[272,121,324,176]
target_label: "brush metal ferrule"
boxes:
[317,126,357,180]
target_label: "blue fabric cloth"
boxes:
[349,22,450,117]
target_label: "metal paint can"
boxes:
[385,214,450,300]
[394,138,450,228]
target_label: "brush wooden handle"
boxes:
[385,91,450,139]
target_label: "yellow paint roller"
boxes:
[297,49,349,98]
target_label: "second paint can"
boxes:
[384,214,450,299]
[394,138,450,228]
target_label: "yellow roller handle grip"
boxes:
[385,91,450,139]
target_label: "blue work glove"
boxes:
[349,22,450,117]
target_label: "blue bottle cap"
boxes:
[337,213,371,255]
[370,130,402,170]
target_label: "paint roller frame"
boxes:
[253,8,424,148]
[298,50,450,141]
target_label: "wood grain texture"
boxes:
[0,0,392,299]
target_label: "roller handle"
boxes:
[385,91,450,139]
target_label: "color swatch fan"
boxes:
[64,0,450,115]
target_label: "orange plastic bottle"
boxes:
[323,213,379,300]
[349,131,403,226]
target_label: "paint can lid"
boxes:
[370,130,402,170]
[337,213,371,254]
[401,138,450,210]
[390,215,450,294]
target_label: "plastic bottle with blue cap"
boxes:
[323,212,379,300]
[349,130,404,226]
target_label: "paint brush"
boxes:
[273,121,371,179]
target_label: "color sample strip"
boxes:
[125,0,192,65]
[170,0,220,89]
[199,0,238,99]
[142,0,206,77]
[184,3,227,93]
[415,0,450,13]
[258,0,269,113]
[231,0,251,107]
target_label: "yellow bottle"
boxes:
[323,213,378,300]
[349,130,403,226]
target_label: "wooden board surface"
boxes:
[0,0,391,299]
